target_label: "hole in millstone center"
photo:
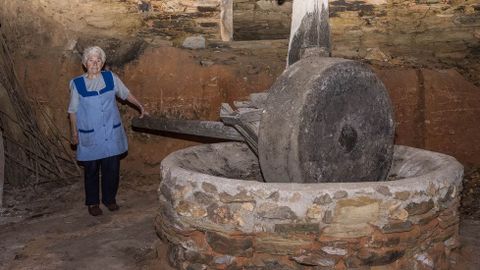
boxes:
[338,124,357,153]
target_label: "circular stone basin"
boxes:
[157,142,463,270]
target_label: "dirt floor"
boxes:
[1,168,480,270]
[0,174,173,270]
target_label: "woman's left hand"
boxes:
[139,106,149,118]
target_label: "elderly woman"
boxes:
[68,46,146,216]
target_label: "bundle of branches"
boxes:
[0,33,80,191]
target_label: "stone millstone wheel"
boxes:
[258,57,395,183]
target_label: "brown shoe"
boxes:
[106,203,119,211]
[88,205,103,216]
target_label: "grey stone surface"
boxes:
[381,221,413,234]
[405,200,434,216]
[258,57,395,183]
[376,186,392,196]
[258,205,297,220]
[333,191,348,199]
[314,194,332,205]
[182,35,206,49]
[206,231,253,256]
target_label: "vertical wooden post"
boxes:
[287,0,331,66]
[0,130,4,208]
[220,0,233,41]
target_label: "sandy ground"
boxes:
[1,172,480,270]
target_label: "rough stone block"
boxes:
[314,194,333,205]
[194,191,215,205]
[405,200,434,216]
[376,186,392,196]
[381,221,413,234]
[197,6,218,12]
[307,204,324,219]
[267,191,280,201]
[321,246,348,256]
[415,212,439,225]
[220,190,255,203]
[255,235,311,255]
[383,237,400,248]
[206,231,253,256]
[333,191,348,199]
[323,223,374,238]
[357,248,405,266]
[207,203,233,224]
[292,251,337,267]
[176,200,207,218]
[438,187,455,209]
[202,182,217,193]
[323,210,333,224]
[274,223,320,234]
[257,204,297,220]
[394,191,410,201]
[334,197,380,225]
[438,212,459,229]
[432,226,457,243]
[182,35,206,49]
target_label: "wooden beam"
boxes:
[287,0,331,66]
[131,116,245,142]
[220,0,233,41]
[220,103,259,155]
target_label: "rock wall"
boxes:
[381,68,480,166]
[150,0,480,84]
[329,0,480,85]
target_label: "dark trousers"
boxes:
[82,155,120,206]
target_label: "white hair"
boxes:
[82,46,106,66]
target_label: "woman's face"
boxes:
[85,54,103,75]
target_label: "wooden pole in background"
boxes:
[287,0,331,66]
[220,0,233,41]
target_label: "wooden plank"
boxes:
[238,108,262,122]
[220,103,259,155]
[233,100,252,108]
[0,130,4,207]
[131,116,245,142]
[287,0,331,66]
[250,92,268,109]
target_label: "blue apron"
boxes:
[73,71,128,161]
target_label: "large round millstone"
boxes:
[258,57,395,183]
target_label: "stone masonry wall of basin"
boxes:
[157,142,463,269]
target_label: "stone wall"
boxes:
[329,0,479,79]
[153,0,479,84]
[157,142,464,269]
[148,0,222,40]
[233,0,293,40]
